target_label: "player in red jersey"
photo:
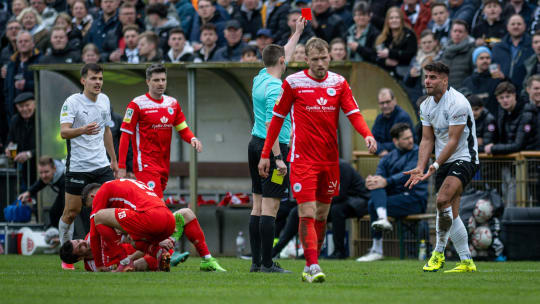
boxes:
[117,63,202,197]
[59,183,226,272]
[60,232,171,272]
[80,179,176,271]
[259,37,377,283]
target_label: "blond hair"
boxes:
[305,37,329,57]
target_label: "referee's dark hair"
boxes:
[81,63,103,78]
[424,61,449,76]
[146,63,167,80]
[59,241,79,264]
[81,183,101,207]
[262,44,285,67]
[390,123,412,140]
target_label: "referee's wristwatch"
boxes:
[274,154,283,161]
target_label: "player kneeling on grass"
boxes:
[59,206,225,272]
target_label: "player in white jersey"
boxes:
[58,63,118,270]
[405,62,478,273]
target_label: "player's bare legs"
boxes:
[58,193,82,268]
[298,201,330,282]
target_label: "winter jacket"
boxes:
[401,1,431,38]
[175,0,196,35]
[372,105,415,154]
[39,46,81,64]
[6,112,37,185]
[346,23,379,63]
[492,101,538,154]
[440,38,474,89]
[275,25,315,46]
[3,49,40,120]
[187,13,227,47]
[376,144,428,202]
[213,41,248,62]
[472,18,506,47]
[502,2,535,30]
[153,18,182,54]
[449,0,478,25]
[370,0,401,30]
[523,53,540,94]
[263,0,290,45]
[332,6,353,30]
[462,70,502,118]
[84,12,120,51]
[193,45,218,62]
[491,34,534,92]
[376,27,417,77]
[232,4,263,41]
[475,108,497,153]
[312,8,346,43]
[31,24,50,52]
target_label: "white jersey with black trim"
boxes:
[59,93,113,172]
[420,87,479,164]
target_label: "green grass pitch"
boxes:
[1,255,539,304]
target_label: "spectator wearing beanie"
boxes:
[462,45,504,117]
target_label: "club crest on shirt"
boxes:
[168,107,174,115]
[327,88,336,96]
[293,183,302,192]
[147,181,156,190]
[123,108,134,123]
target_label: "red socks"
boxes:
[314,220,327,254]
[184,219,211,257]
[299,217,318,266]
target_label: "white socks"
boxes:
[203,254,212,259]
[434,207,453,253]
[376,207,387,220]
[371,238,383,254]
[58,219,74,245]
[449,216,472,261]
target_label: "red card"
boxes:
[301,8,312,21]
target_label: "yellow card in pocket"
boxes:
[271,169,284,185]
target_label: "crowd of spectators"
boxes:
[2,0,540,191]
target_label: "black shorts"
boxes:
[248,136,290,199]
[435,160,478,193]
[65,166,115,195]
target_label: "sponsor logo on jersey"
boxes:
[300,89,314,93]
[452,113,466,120]
[147,181,156,189]
[151,123,173,129]
[328,180,338,193]
[123,109,134,123]
[327,88,336,96]
[293,183,302,192]
[160,116,168,124]
[317,97,328,106]
[524,124,531,132]
[168,107,174,115]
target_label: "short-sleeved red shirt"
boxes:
[273,70,364,165]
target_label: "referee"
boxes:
[247,17,306,273]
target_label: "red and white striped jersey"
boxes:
[273,70,370,165]
[120,93,190,175]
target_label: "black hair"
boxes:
[80,63,103,78]
[81,183,101,206]
[59,241,79,264]
[145,63,167,80]
[424,61,449,75]
[390,123,412,140]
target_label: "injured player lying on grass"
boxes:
[59,180,226,272]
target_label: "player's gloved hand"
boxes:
[191,138,203,152]
[258,158,270,178]
[276,159,287,176]
[365,136,377,154]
